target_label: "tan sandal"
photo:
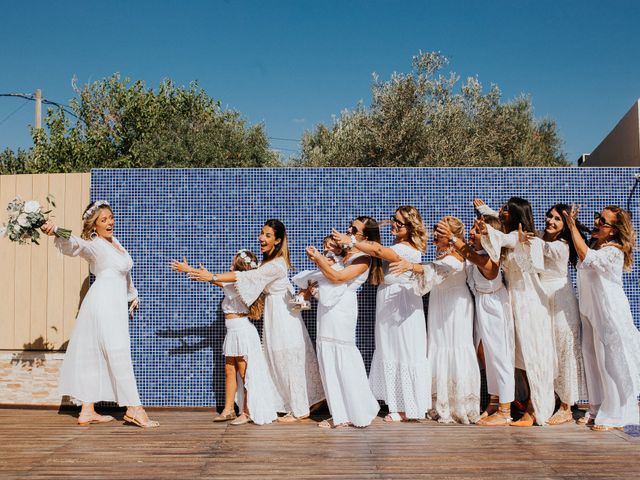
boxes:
[230,414,252,426]
[212,411,237,422]
[77,414,114,426]
[318,418,350,429]
[123,410,160,428]
[277,413,302,423]
[478,407,512,426]
[577,416,595,426]
[591,424,624,432]
[547,408,573,426]
[510,412,535,427]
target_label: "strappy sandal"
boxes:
[230,414,252,426]
[77,414,114,426]
[123,410,160,428]
[383,412,403,423]
[212,411,237,422]
[591,424,624,432]
[478,407,512,426]
[577,416,595,426]
[510,412,535,427]
[479,399,499,419]
[547,408,573,426]
[277,413,303,423]
[318,418,350,429]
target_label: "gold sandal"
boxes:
[547,408,573,426]
[212,411,237,422]
[77,414,114,426]
[230,414,252,426]
[478,406,511,426]
[123,410,160,428]
[591,424,624,432]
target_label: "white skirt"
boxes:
[223,317,278,425]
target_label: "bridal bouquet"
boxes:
[0,195,71,245]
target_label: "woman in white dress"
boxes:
[333,208,429,421]
[391,216,480,424]
[438,215,515,425]
[536,204,588,425]
[170,250,278,426]
[565,205,640,431]
[305,221,381,428]
[41,202,158,428]
[186,219,324,422]
[476,197,555,426]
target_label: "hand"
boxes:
[390,259,413,275]
[187,264,214,283]
[331,228,350,246]
[475,217,488,236]
[562,204,580,231]
[473,198,486,208]
[436,220,453,242]
[305,246,321,262]
[128,298,140,318]
[41,221,57,236]
[517,223,533,245]
[170,256,192,273]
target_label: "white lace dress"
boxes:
[539,240,586,406]
[220,283,278,425]
[54,235,142,406]
[313,252,380,426]
[369,243,430,419]
[577,246,640,427]
[466,259,515,404]
[481,226,556,425]
[415,255,480,424]
[235,257,325,417]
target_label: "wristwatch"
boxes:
[210,274,218,284]
[344,235,357,250]
[448,235,458,246]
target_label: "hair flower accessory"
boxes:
[82,200,111,221]
[237,249,258,268]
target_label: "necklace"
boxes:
[435,246,455,260]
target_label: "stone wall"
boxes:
[0,351,65,405]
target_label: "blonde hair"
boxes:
[396,205,427,253]
[443,216,465,239]
[232,250,265,320]
[80,204,113,240]
[602,205,635,271]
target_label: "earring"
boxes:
[90,229,98,239]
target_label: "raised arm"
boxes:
[306,246,369,284]
[332,228,401,262]
[562,206,588,262]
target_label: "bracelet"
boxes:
[210,274,218,284]
[448,235,458,246]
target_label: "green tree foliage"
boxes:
[293,52,568,167]
[1,74,280,174]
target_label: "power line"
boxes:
[0,99,30,126]
[268,136,300,142]
[0,93,79,120]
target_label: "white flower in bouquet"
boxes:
[1,194,71,245]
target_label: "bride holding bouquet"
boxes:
[41,200,158,428]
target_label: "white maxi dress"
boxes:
[481,226,556,424]
[466,258,515,404]
[577,246,640,427]
[369,243,430,419]
[416,255,480,424]
[539,240,586,406]
[312,252,380,426]
[235,257,325,417]
[55,235,142,406]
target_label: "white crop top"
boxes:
[221,283,249,315]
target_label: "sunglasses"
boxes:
[594,212,615,228]
[390,215,407,228]
[347,224,365,237]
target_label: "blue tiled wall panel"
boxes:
[91,168,640,407]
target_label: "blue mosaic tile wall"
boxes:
[91,168,640,407]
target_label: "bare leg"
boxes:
[222,357,238,414]
[77,402,114,425]
[236,357,249,416]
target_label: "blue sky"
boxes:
[1,0,638,162]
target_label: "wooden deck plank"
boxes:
[0,409,637,480]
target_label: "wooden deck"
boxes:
[1,408,638,479]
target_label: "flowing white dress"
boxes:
[369,243,430,419]
[481,226,556,425]
[54,235,141,406]
[540,240,586,406]
[220,283,278,425]
[577,246,640,427]
[415,255,480,424]
[235,257,325,417]
[466,258,515,404]
[311,253,380,426]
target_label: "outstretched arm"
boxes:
[170,257,226,286]
[332,228,401,262]
[306,246,369,284]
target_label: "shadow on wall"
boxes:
[155,306,226,404]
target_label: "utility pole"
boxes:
[35,89,42,129]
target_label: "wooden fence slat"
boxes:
[46,174,67,349]
[0,175,17,349]
[14,175,33,348]
[29,174,50,349]
[62,174,84,344]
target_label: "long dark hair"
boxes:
[262,219,291,268]
[355,216,384,285]
[545,204,590,267]
[503,197,536,234]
